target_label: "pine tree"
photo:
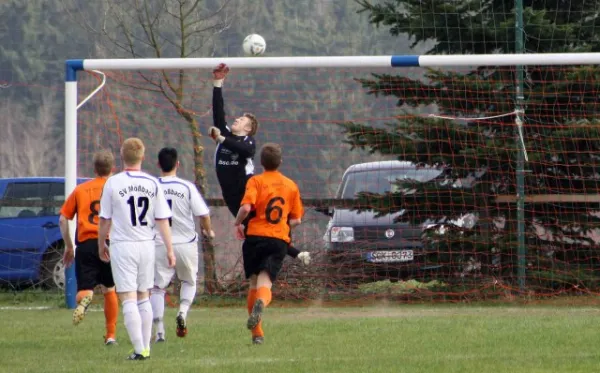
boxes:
[341,0,600,286]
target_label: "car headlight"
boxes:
[327,226,354,242]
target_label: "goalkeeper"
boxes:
[208,63,310,266]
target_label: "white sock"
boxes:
[178,281,196,319]
[122,299,144,354]
[137,299,153,351]
[150,289,165,338]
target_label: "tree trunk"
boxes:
[188,119,219,294]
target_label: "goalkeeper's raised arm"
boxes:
[211,63,232,137]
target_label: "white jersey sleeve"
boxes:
[157,176,209,244]
[99,178,113,219]
[190,185,210,217]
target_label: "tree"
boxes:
[0,93,63,177]
[61,0,233,293]
[341,0,600,286]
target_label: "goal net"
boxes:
[68,56,600,305]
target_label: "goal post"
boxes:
[64,53,600,308]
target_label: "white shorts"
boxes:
[109,241,156,293]
[154,241,198,289]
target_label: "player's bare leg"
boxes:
[149,287,166,342]
[119,292,148,360]
[176,280,196,337]
[248,272,272,344]
[73,289,94,325]
[101,285,119,345]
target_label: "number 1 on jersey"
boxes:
[127,196,149,226]
[166,199,173,226]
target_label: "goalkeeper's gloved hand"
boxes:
[209,127,225,143]
[297,251,311,266]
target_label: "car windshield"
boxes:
[341,167,443,199]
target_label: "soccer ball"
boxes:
[243,34,266,56]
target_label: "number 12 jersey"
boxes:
[100,170,172,243]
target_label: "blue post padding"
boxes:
[391,55,420,67]
[65,59,84,82]
[65,264,77,309]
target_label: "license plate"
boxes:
[366,250,414,263]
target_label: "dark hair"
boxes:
[158,147,178,172]
[93,150,115,177]
[260,143,282,171]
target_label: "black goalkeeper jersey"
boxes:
[212,87,256,197]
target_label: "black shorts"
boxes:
[75,239,115,291]
[242,236,288,282]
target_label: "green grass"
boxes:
[0,303,599,373]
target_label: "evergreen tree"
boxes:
[341,0,600,286]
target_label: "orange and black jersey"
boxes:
[212,86,255,195]
[60,177,106,244]
[241,171,304,244]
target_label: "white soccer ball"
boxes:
[243,34,266,56]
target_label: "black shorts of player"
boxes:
[242,236,288,282]
[75,239,115,291]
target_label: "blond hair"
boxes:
[93,150,114,176]
[244,113,259,136]
[121,137,145,166]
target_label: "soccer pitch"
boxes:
[0,301,598,373]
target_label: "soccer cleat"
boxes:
[72,294,93,325]
[176,313,187,337]
[155,333,165,343]
[126,352,146,361]
[252,336,264,345]
[247,299,264,330]
[104,337,117,346]
[126,348,150,360]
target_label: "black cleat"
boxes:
[252,336,264,345]
[247,299,264,330]
[176,313,187,337]
[126,353,146,361]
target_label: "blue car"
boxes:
[0,177,89,289]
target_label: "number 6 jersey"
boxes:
[241,170,304,244]
[99,170,172,243]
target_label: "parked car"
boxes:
[319,161,477,285]
[0,177,89,289]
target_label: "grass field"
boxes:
[1,299,600,373]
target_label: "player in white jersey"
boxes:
[150,147,215,341]
[98,137,176,361]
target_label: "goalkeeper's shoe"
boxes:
[247,299,264,330]
[104,337,117,346]
[72,294,93,325]
[252,336,264,345]
[176,313,187,338]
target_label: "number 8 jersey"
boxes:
[241,170,304,244]
[100,170,172,243]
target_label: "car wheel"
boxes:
[40,244,65,290]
